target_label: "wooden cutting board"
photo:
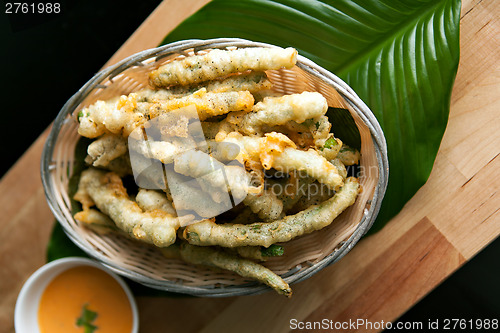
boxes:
[0,0,498,332]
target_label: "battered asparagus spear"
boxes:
[149,47,297,87]
[183,177,360,248]
[74,168,190,247]
[173,149,258,203]
[85,133,128,167]
[140,89,254,121]
[220,132,344,190]
[231,92,328,135]
[138,71,272,102]
[78,90,254,139]
[160,243,292,297]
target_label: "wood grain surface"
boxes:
[1,0,498,332]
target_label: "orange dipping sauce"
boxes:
[37,266,133,333]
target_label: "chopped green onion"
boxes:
[324,137,338,149]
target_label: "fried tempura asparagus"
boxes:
[138,71,272,102]
[271,148,344,190]
[160,243,292,297]
[336,145,361,165]
[74,168,188,247]
[141,89,254,121]
[230,92,328,135]
[149,47,297,87]
[78,89,254,139]
[220,132,344,189]
[174,149,258,203]
[135,188,177,216]
[243,189,284,221]
[128,137,195,165]
[183,177,360,248]
[319,137,343,161]
[74,208,119,234]
[165,169,229,218]
[78,94,145,138]
[85,133,128,167]
[310,115,333,147]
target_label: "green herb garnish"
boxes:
[76,304,98,333]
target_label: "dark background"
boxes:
[1,0,498,329]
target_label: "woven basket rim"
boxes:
[41,38,389,297]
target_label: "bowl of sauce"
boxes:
[15,257,138,333]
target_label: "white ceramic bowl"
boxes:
[15,257,139,333]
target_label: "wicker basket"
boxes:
[41,38,388,297]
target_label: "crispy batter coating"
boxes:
[220,132,344,189]
[166,169,228,218]
[243,189,284,221]
[184,177,360,248]
[219,131,292,166]
[75,168,185,247]
[128,137,195,165]
[261,121,315,148]
[311,115,333,147]
[138,71,272,102]
[252,89,283,102]
[149,47,297,87]
[337,146,361,165]
[331,158,348,180]
[78,94,145,138]
[229,92,328,135]
[78,89,254,139]
[160,243,292,297]
[319,137,343,161]
[74,208,119,234]
[142,89,254,121]
[135,188,177,216]
[85,134,128,167]
[208,141,241,162]
[271,148,344,190]
[174,149,258,203]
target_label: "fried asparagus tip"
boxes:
[160,243,292,297]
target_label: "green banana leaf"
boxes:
[161,0,461,233]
